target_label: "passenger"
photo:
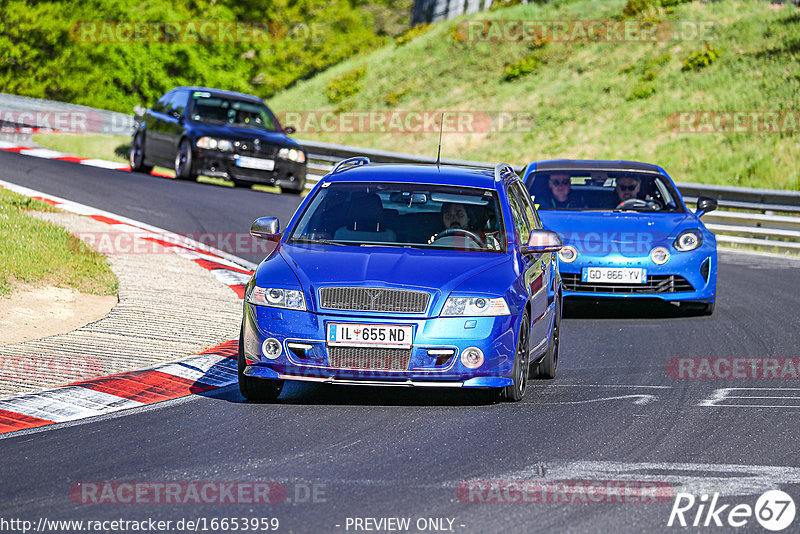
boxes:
[546,173,581,208]
[615,176,641,203]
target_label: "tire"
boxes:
[532,295,561,380]
[129,132,153,173]
[174,138,197,181]
[503,312,530,402]
[238,325,283,402]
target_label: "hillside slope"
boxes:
[268,0,800,190]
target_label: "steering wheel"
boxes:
[432,228,485,248]
[615,198,654,211]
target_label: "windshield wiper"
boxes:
[289,237,346,246]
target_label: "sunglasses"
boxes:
[617,184,638,191]
[550,179,570,186]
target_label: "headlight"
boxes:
[248,286,306,310]
[674,229,703,252]
[441,296,510,317]
[278,147,306,163]
[650,247,670,265]
[196,137,234,151]
[558,245,577,263]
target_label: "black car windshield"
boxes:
[527,171,685,213]
[289,182,506,252]
[189,92,278,131]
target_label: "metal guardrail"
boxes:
[1,91,797,255]
[297,139,800,255]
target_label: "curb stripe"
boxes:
[0,178,254,436]
[0,409,54,433]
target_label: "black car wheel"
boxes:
[175,138,197,181]
[532,295,560,380]
[238,324,284,402]
[129,132,152,173]
[503,312,530,402]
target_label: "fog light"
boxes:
[262,338,282,359]
[461,347,484,369]
[650,247,670,265]
[559,245,577,263]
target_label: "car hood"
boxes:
[186,122,298,146]
[538,211,695,247]
[279,244,509,311]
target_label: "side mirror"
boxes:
[696,196,717,217]
[250,217,280,240]
[521,230,563,255]
[283,126,296,134]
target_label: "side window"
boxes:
[153,92,171,113]
[170,91,187,117]
[507,186,532,245]
[513,182,542,230]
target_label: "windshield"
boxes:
[527,171,685,213]
[189,92,278,131]
[289,182,506,252]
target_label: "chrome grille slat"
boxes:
[562,274,695,294]
[319,287,429,313]
[328,347,412,371]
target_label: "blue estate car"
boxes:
[522,160,718,314]
[239,158,564,402]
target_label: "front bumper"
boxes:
[195,149,306,189]
[559,249,716,302]
[242,304,522,388]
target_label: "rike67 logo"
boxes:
[668,490,796,531]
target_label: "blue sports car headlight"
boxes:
[441,296,510,317]
[248,286,306,310]
[674,229,703,252]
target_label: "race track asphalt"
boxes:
[1,150,800,534]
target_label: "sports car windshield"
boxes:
[289,182,506,252]
[527,171,685,213]
[189,92,278,131]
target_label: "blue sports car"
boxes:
[522,160,718,314]
[239,158,564,402]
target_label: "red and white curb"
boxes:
[0,140,173,177]
[0,180,258,436]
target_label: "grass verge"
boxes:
[0,188,118,297]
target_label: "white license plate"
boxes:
[235,155,275,171]
[582,267,647,284]
[327,323,413,349]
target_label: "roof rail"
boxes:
[494,163,517,182]
[330,156,371,175]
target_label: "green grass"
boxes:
[0,189,119,297]
[266,0,800,190]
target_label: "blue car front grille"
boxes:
[327,346,412,371]
[319,287,429,313]
[562,273,695,293]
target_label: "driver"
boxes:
[429,203,500,250]
[615,176,641,203]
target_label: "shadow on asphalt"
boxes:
[210,380,508,407]
[564,297,711,319]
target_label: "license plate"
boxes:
[327,323,413,349]
[235,155,275,171]
[581,267,647,284]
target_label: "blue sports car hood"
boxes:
[279,244,509,310]
[539,211,696,248]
